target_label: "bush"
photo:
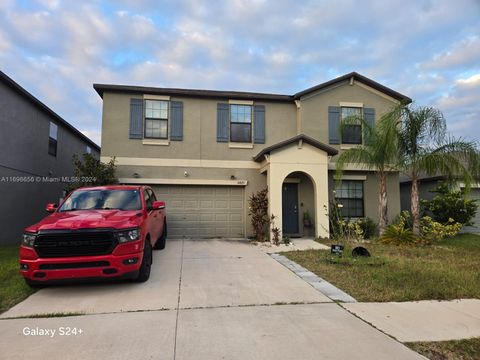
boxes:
[67,154,117,192]
[379,211,418,245]
[420,216,462,244]
[422,183,478,226]
[380,211,462,246]
[248,188,269,242]
[357,217,377,239]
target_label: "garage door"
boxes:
[463,189,480,233]
[151,185,245,238]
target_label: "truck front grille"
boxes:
[35,230,116,258]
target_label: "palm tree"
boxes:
[396,105,480,235]
[336,112,399,235]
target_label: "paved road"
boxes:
[0,239,423,360]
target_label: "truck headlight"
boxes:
[116,228,140,243]
[22,233,36,247]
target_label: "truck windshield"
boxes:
[59,189,142,211]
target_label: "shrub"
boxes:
[380,211,462,246]
[270,214,282,246]
[357,217,377,239]
[422,183,478,226]
[67,154,117,192]
[420,216,462,244]
[379,211,418,245]
[248,188,269,242]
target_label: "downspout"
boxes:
[295,100,301,135]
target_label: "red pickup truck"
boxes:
[19,185,167,286]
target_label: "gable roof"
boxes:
[253,134,338,162]
[293,72,411,102]
[0,70,100,151]
[93,71,411,104]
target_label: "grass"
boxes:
[0,245,36,313]
[284,234,480,302]
[405,338,480,360]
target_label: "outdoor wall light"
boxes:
[133,172,140,178]
[230,175,236,180]
[184,171,189,177]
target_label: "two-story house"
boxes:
[94,72,410,239]
[0,70,100,245]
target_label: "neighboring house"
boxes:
[400,176,480,233]
[0,71,100,245]
[94,72,410,239]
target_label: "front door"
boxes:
[282,183,299,234]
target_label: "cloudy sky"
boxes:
[1,0,479,146]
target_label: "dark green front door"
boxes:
[282,183,299,234]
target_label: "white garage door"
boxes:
[463,189,480,233]
[151,185,245,238]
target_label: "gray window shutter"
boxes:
[253,105,265,144]
[170,101,183,141]
[328,106,340,144]
[129,98,143,139]
[363,108,375,145]
[217,103,229,142]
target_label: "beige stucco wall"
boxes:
[328,171,401,225]
[267,143,330,239]
[101,92,297,161]
[299,79,399,154]
[100,80,405,238]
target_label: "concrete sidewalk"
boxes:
[0,239,425,360]
[343,299,480,342]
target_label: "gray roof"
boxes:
[0,70,100,151]
[93,71,411,103]
[253,134,338,162]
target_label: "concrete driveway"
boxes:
[0,239,423,360]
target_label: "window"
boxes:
[230,104,252,143]
[335,180,364,218]
[147,189,157,202]
[144,190,153,211]
[48,122,58,156]
[86,146,91,154]
[145,100,168,139]
[341,107,362,144]
[58,190,142,211]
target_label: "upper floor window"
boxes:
[341,107,362,144]
[230,104,252,143]
[145,100,168,139]
[86,146,92,154]
[48,122,58,156]
[335,180,364,218]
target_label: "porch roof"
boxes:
[253,134,338,162]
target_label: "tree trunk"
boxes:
[378,173,388,236]
[411,176,420,236]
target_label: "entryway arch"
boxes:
[282,171,317,237]
[253,134,338,239]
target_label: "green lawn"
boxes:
[406,338,480,360]
[284,234,480,302]
[0,245,36,313]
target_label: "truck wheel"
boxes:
[154,222,167,250]
[135,239,152,282]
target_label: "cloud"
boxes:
[0,0,479,146]
[422,36,480,70]
[435,73,480,138]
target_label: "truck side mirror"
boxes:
[46,203,58,213]
[152,201,165,210]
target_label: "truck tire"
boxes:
[135,239,152,282]
[154,222,167,250]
